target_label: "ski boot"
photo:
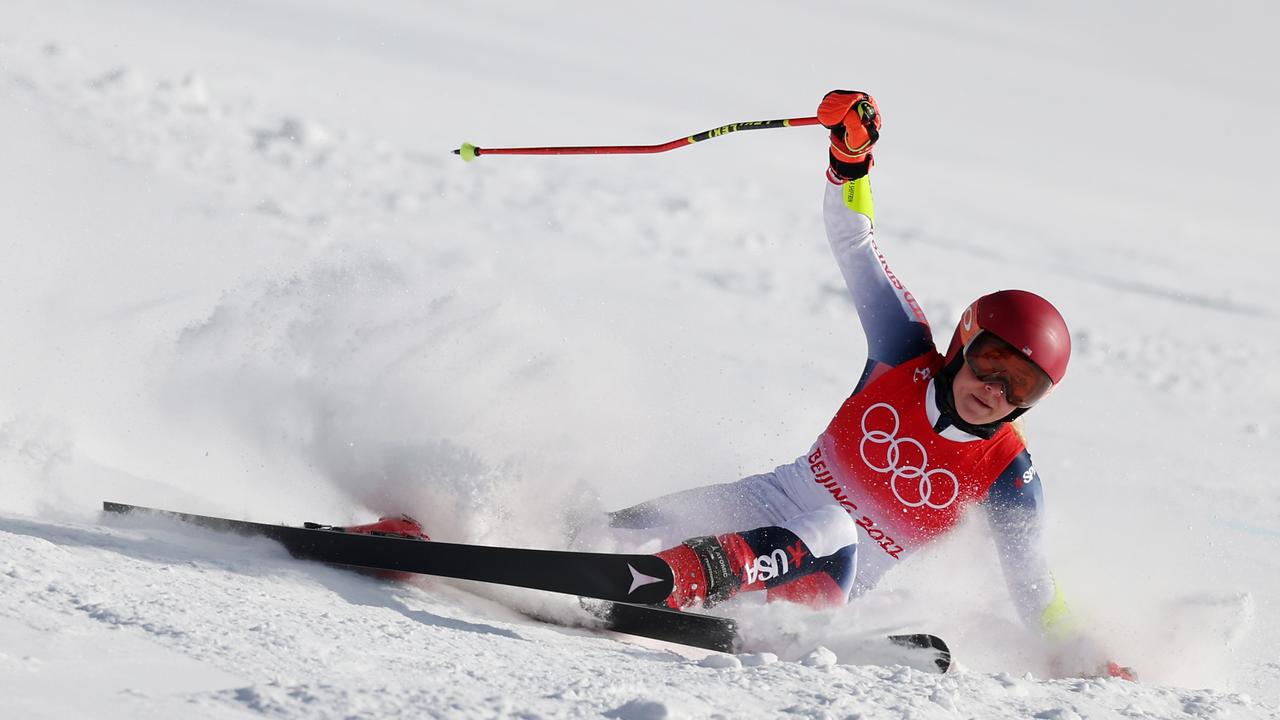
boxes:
[338,514,431,541]
[656,526,853,610]
[304,515,431,582]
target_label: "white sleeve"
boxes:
[822,179,934,366]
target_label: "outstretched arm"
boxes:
[984,454,1138,680]
[817,90,932,387]
[823,181,933,374]
[982,452,1064,633]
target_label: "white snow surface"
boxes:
[2,1,1278,717]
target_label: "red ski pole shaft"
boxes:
[454,116,821,161]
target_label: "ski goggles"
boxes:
[962,332,1054,408]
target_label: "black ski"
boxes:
[587,600,740,653]
[102,501,951,672]
[586,602,949,672]
[102,501,673,605]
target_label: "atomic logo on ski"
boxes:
[627,564,666,595]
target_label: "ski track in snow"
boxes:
[3,2,1280,717]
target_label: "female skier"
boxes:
[601,90,1130,678]
[361,89,1129,677]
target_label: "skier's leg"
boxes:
[600,472,804,552]
[764,544,857,608]
[657,504,860,609]
[609,473,800,533]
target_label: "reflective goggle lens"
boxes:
[963,332,1053,408]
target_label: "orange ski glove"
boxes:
[817,90,882,181]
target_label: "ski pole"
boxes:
[453,116,821,161]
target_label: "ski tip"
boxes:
[888,633,952,674]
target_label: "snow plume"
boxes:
[0,414,76,517]
[165,246,603,548]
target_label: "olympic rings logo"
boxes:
[859,403,959,510]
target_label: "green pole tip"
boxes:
[456,142,479,162]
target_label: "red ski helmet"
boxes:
[944,289,1071,385]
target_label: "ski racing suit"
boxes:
[610,175,1069,636]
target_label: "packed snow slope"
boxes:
[3,1,1278,717]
